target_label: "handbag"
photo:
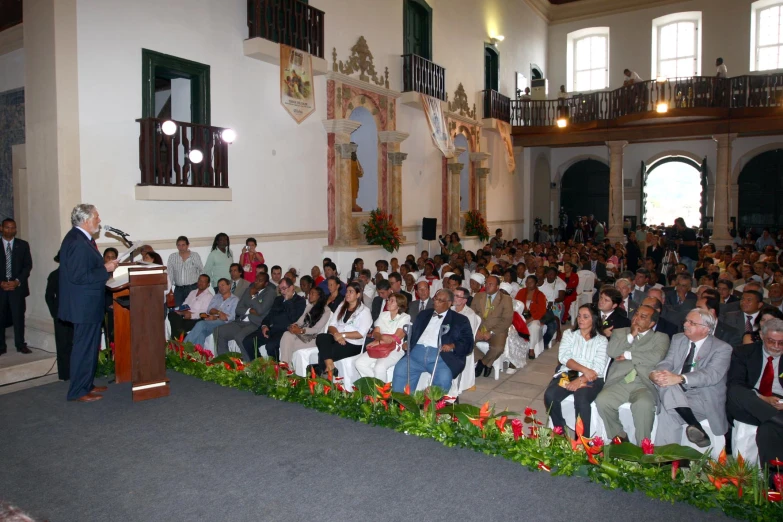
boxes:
[366,342,397,359]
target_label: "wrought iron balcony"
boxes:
[401,54,446,101]
[247,0,325,59]
[482,89,511,123]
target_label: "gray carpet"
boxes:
[0,372,728,522]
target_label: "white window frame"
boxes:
[751,0,783,72]
[566,27,610,93]
[651,12,702,80]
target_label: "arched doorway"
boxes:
[738,149,783,234]
[349,106,378,212]
[644,157,703,228]
[560,159,609,224]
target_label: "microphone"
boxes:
[103,225,129,237]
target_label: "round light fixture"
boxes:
[656,76,668,83]
[161,120,177,136]
[189,149,204,163]
[556,118,568,128]
[495,35,505,42]
[656,103,669,114]
[221,129,237,143]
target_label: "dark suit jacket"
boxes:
[409,308,474,377]
[235,284,276,326]
[713,320,743,348]
[728,342,783,396]
[261,293,307,335]
[582,261,607,285]
[371,295,386,322]
[45,268,60,319]
[723,310,753,338]
[723,295,739,305]
[58,227,109,324]
[662,290,697,331]
[646,245,664,267]
[0,237,33,296]
[401,290,413,308]
[409,297,434,324]
[719,300,741,321]
[653,316,678,340]
[602,309,630,331]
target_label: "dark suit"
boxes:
[582,261,607,287]
[653,316,678,340]
[46,267,74,380]
[409,297,434,324]
[723,310,755,339]
[713,320,743,348]
[0,237,33,352]
[719,300,741,321]
[662,290,697,332]
[632,285,650,304]
[59,227,110,400]
[602,309,631,332]
[244,293,306,360]
[391,308,474,392]
[371,295,387,322]
[726,342,783,472]
[646,245,664,268]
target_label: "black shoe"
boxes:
[685,425,710,448]
[528,349,535,360]
[482,365,492,378]
[323,367,339,379]
[306,364,322,376]
[475,361,485,378]
[17,345,32,354]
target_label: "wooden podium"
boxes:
[110,264,171,401]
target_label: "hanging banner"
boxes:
[496,120,516,173]
[280,44,315,124]
[421,94,455,159]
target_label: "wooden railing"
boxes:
[482,89,511,122]
[247,0,325,59]
[511,73,783,127]
[401,54,446,101]
[137,118,230,189]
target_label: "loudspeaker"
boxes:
[422,218,437,241]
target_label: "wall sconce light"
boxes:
[161,120,177,136]
[556,117,568,128]
[656,102,668,113]
[221,129,237,144]
[490,35,504,46]
[188,149,204,164]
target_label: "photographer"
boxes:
[672,217,698,275]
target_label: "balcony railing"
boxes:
[401,54,446,101]
[137,118,230,189]
[482,89,511,123]
[247,0,325,59]
[512,73,783,127]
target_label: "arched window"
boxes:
[567,27,609,92]
[751,0,783,71]
[643,157,703,228]
[651,13,701,80]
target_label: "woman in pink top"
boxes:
[239,237,265,282]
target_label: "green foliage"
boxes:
[605,442,705,464]
[362,209,401,253]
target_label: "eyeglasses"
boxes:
[454,295,468,300]
[683,319,707,328]
[763,337,783,348]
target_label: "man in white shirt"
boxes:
[540,267,566,307]
[359,269,376,308]
[623,69,642,85]
[716,57,728,78]
[168,274,214,337]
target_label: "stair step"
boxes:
[0,348,58,386]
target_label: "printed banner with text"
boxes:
[280,44,315,124]
[421,94,455,158]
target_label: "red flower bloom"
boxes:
[323,385,331,395]
[537,462,551,472]
[495,415,508,433]
[766,491,781,502]
[511,418,524,441]
[308,380,316,395]
[641,438,654,455]
[671,460,680,480]
[435,399,447,410]
[770,459,783,468]
[774,473,783,493]
[590,436,604,449]
[612,436,623,445]
[524,407,537,417]
[552,426,564,436]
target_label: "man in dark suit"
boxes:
[717,279,739,307]
[243,277,306,361]
[723,289,764,339]
[597,286,630,337]
[0,218,33,355]
[640,296,678,339]
[45,251,74,380]
[582,251,607,288]
[409,280,434,324]
[646,238,665,268]
[388,272,412,307]
[696,291,743,348]
[59,204,118,402]
[370,280,392,322]
[391,289,474,393]
[662,273,697,331]
[216,272,275,359]
[631,269,651,304]
[726,318,783,481]
[720,281,762,321]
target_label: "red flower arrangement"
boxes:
[362,209,401,253]
[465,210,490,242]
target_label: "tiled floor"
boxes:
[460,341,561,418]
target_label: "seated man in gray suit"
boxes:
[661,273,698,332]
[696,289,742,347]
[229,263,250,298]
[596,304,669,443]
[213,272,276,357]
[650,309,732,447]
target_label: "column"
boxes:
[387,151,408,241]
[475,167,490,217]
[447,162,464,234]
[711,133,737,248]
[469,151,491,213]
[322,119,361,245]
[606,141,628,243]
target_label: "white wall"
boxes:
[0,47,25,92]
[548,0,755,93]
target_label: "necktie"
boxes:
[90,238,99,251]
[681,342,696,374]
[420,300,425,312]
[383,300,388,312]
[619,300,626,311]
[745,315,753,333]
[230,281,236,293]
[759,356,775,397]
[5,242,11,280]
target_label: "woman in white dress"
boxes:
[355,293,410,381]
[278,287,332,365]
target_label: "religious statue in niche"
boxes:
[351,143,364,212]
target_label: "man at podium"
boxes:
[59,204,118,403]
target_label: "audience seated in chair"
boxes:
[212,272,275,358]
[278,287,332,365]
[472,275,514,378]
[355,292,410,381]
[228,263,250,298]
[243,277,307,360]
[597,286,631,337]
[515,275,553,358]
[168,274,214,338]
[184,278,239,346]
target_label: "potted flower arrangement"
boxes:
[465,210,490,242]
[363,208,401,253]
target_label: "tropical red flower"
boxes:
[109,342,115,355]
[552,426,564,436]
[308,380,316,395]
[404,384,411,395]
[524,407,537,417]
[612,436,623,445]
[511,418,524,441]
[528,427,539,439]
[310,366,317,380]
[323,385,331,395]
[766,491,781,502]
[774,473,783,493]
[495,415,508,433]
[770,459,783,468]
[591,436,604,449]
[436,399,447,410]
[671,460,680,480]
[375,382,392,400]
[537,462,551,472]
[641,438,654,455]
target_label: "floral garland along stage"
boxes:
[363,208,401,253]
[154,338,781,520]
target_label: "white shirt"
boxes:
[745,311,760,330]
[453,305,480,336]
[623,329,650,360]
[681,336,708,383]
[754,348,783,397]
[417,311,447,347]
[373,311,411,337]
[625,70,642,82]
[540,277,566,303]
[182,288,214,317]
[2,237,14,251]
[716,63,728,78]
[327,303,373,346]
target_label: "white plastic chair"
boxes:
[292,321,332,377]
[569,270,596,324]
[732,421,760,466]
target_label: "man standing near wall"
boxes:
[0,218,33,355]
[59,204,118,403]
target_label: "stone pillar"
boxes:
[469,151,491,213]
[606,141,628,243]
[447,162,464,234]
[475,167,490,218]
[711,134,737,248]
[387,151,408,241]
[322,119,361,245]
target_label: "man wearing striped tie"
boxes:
[0,218,33,356]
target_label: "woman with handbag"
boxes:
[354,293,410,381]
[543,303,608,437]
[278,287,332,365]
[314,282,372,377]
